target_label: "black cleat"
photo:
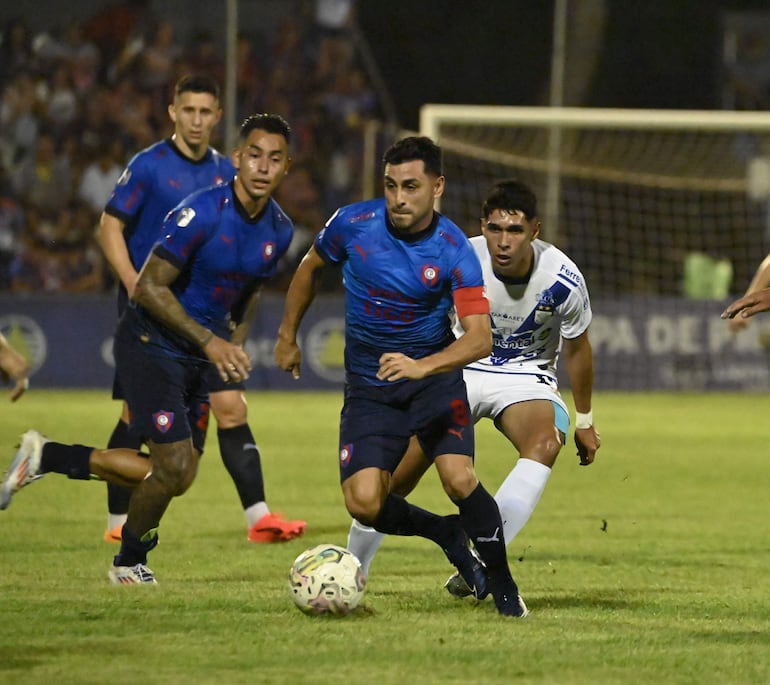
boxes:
[492,584,529,617]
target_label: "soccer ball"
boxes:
[288,544,366,615]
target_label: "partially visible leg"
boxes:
[111,438,199,582]
[210,388,305,543]
[105,402,145,540]
[494,400,563,545]
[346,436,431,575]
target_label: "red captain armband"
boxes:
[453,286,489,319]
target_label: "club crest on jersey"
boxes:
[152,410,175,434]
[340,444,353,466]
[534,289,556,324]
[421,265,439,287]
[263,242,276,259]
[176,208,196,227]
[117,168,131,185]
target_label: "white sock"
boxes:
[245,501,270,527]
[108,513,127,531]
[494,458,552,546]
[347,518,385,578]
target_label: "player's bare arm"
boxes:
[275,246,326,379]
[133,252,251,382]
[97,212,139,297]
[727,252,770,332]
[561,331,600,465]
[0,333,30,402]
[376,312,492,382]
[722,287,770,321]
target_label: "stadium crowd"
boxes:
[0,1,379,293]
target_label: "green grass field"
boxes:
[1,390,769,685]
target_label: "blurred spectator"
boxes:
[78,137,125,216]
[0,165,24,290]
[0,68,41,169]
[726,29,770,110]
[44,61,79,134]
[0,18,34,88]
[184,30,225,86]
[11,129,72,215]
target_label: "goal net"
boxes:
[415,105,770,391]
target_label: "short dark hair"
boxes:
[239,113,292,145]
[483,179,538,220]
[383,136,443,177]
[174,73,221,100]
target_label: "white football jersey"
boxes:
[453,236,592,381]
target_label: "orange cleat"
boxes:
[104,524,123,543]
[248,512,306,543]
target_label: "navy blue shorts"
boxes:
[338,370,474,482]
[114,329,211,453]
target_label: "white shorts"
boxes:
[464,368,570,434]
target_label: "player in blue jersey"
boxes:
[274,136,527,617]
[345,179,601,599]
[1,114,297,583]
[98,74,305,545]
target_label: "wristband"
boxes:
[575,410,593,429]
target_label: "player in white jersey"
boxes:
[347,179,601,597]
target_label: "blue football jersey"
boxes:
[146,182,293,344]
[315,198,484,384]
[105,138,235,271]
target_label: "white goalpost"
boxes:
[418,104,770,391]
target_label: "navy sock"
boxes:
[456,482,514,588]
[114,525,158,567]
[106,419,144,515]
[218,424,265,508]
[373,493,449,545]
[40,442,93,480]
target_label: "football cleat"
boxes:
[444,570,474,599]
[492,585,529,617]
[108,563,157,585]
[0,430,48,510]
[248,512,307,543]
[441,518,488,600]
[104,525,123,543]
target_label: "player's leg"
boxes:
[339,387,485,595]
[104,401,145,542]
[0,429,151,510]
[346,435,431,576]
[209,384,306,543]
[493,399,565,544]
[417,373,526,616]
[111,437,199,585]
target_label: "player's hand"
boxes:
[575,426,600,466]
[203,336,251,382]
[722,289,770,321]
[0,342,30,402]
[727,315,750,333]
[274,338,302,380]
[377,353,424,382]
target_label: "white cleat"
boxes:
[0,430,47,510]
[108,563,158,585]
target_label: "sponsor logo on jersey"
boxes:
[176,207,196,227]
[349,210,376,223]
